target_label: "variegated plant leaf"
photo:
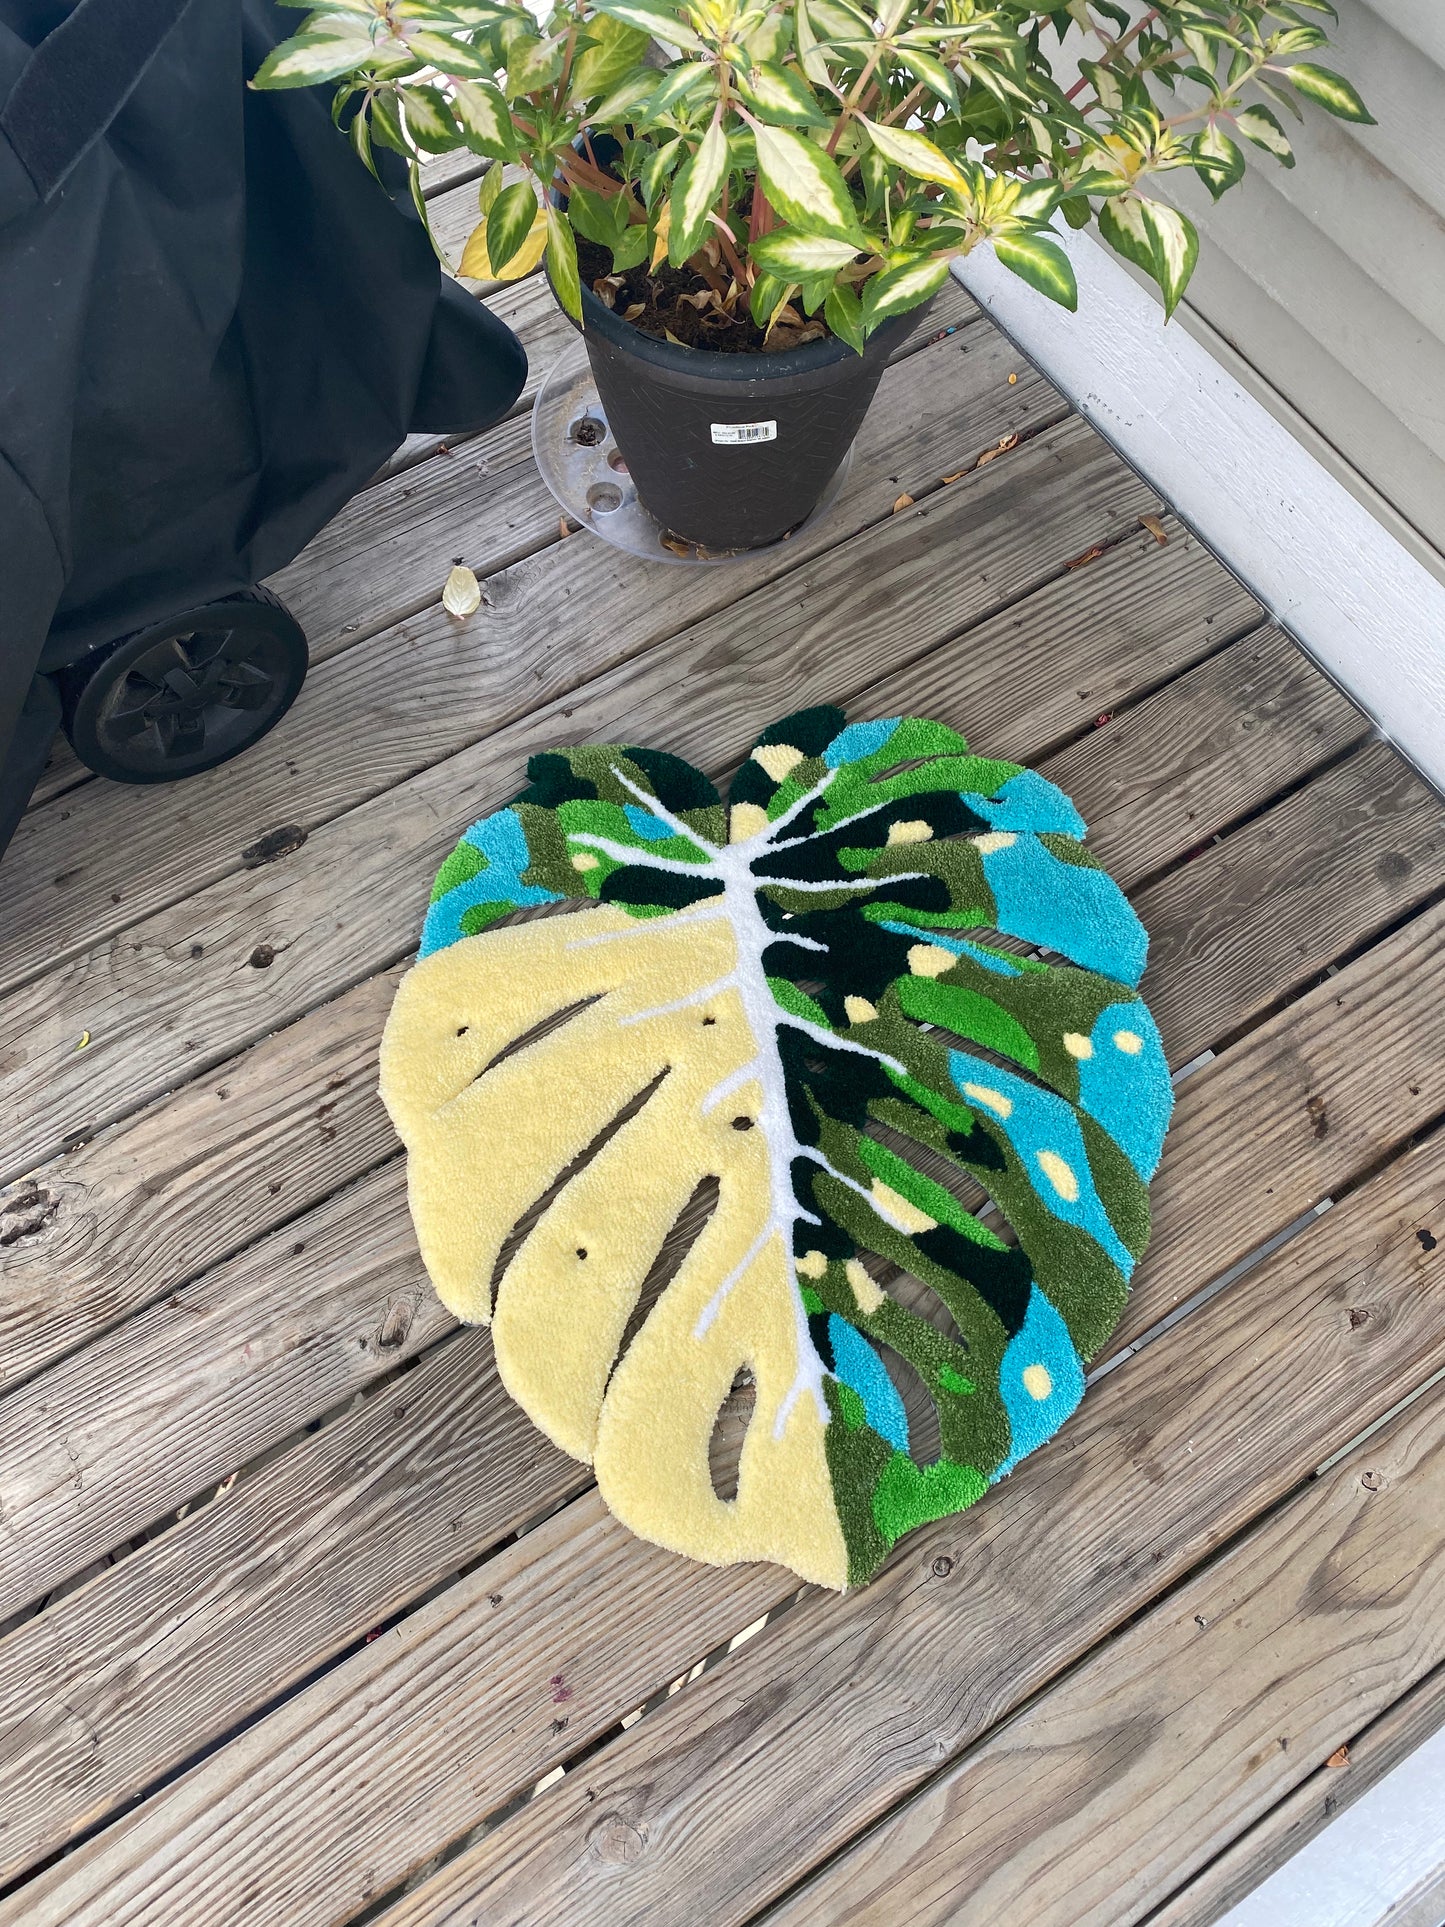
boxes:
[380,710,1172,1587]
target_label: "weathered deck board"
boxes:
[34,257,958,818]
[1147,1658,1445,1927]
[1,688,1438,1881]
[343,1130,1445,1927]
[0,417,1158,1184]
[768,1378,1445,1927]
[19,271,571,818]
[0,623,1361,1615]
[10,1119,1438,1927]
[3,266,1443,1927]
[267,281,978,671]
[0,515,1251,1388]
[0,304,1022,1006]
[1136,735,1445,1063]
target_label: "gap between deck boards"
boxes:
[0,666,1441,1896]
[4,245,1443,1924]
[4,1102,1438,1927]
[0,416,1170,1185]
[20,274,980,815]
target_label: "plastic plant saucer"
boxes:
[529,337,853,567]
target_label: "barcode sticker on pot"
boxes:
[710,420,777,445]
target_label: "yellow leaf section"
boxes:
[379,904,848,1589]
[457,200,548,281]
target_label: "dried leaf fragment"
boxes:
[941,470,966,485]
[892,493,914,513]
[442,564,482,618]
[1327,1744,1350,1768]
[1140,513,1169,546]
[1008,372,1018,385]
[975,432,1019,470]
[1065,544,1106,571]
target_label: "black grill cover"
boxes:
[0,0,525,846]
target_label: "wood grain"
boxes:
[14,275,569,823]
[348,1129,1445,1927]
[0,970,403,1391]
[0,620,1352,1614]
[10,1119,1440,1927]
[267,288,979,664]
[418,150,488,198]
[0,416,1155,1185]
[0,708,1437,1883]
[0,310,1039,1011]
[1105,889,1445,1358]
[0,516,1243,1390]
[1137,734,1445,1064]
[0,1158,439,1621]
[2,272,1438,1927]
[766,1377,1445,1927]
[1145,1657,1445,1927]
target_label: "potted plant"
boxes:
[255,0,1369,551]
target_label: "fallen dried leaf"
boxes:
[1140,513,1169,546]
[442,564,482,618]
[661,533,695,558]
[622,302,646,322]
[1327,1744,1350,1768]
[1007,372,1018,385]
[1064,544,1106,571]
[975,432,1019,469]
[940,469,966,485]
[892,493,914,513]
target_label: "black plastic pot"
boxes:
[556,277,931,551]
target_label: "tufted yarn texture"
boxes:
[379,709,1172,1587]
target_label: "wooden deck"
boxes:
[1,159,1444,1927]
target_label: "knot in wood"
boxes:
[0,1184,60,1246]
[588,1815,646,1865]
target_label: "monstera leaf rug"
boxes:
[379,708,1172,1589]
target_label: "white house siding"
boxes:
[1153,0,1445,566]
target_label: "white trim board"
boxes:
[952,231,1445,793]
[1215,1721,1445,1927]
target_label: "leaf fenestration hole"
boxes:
[491,1066,670,1301]
[476,993,603,1081]
[611,1175,721,1379]
[709,1367,756,1502]
[879,1345,941,1467]
[866,1120,990,1224]
[885,1267,967,1351]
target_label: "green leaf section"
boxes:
[252,0,1370,344]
